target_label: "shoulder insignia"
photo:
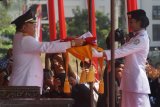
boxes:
[133,39,140,45]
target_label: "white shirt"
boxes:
[104,29,150,94]
[9,32,71,93]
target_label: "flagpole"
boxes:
[88,0,94,107]
[110,0,116,107]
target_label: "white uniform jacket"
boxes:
[104,29,150,94]
[9,32,71,92]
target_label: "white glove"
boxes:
[92,48,103,57]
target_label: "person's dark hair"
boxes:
[139,16,149,28]
[43,69,54,80]
[105,36,111,49]
[16,25,23,32]
[80,60,91,69]
[56,73,66,87]
[136,16,149,28]
[115,58,124,68]
[127,9,149,28]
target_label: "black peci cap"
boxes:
[127,9,146,19]
[11,8,36,27]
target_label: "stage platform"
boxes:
[0,86,74,107]
[0,98,74,107]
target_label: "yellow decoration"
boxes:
[63,77,71,94]
[80,68,87,83]
[67,45,92,60]
[66,45,103,61]
[86,65,95,82]
[63,52,71,94]
[98,80,104,94]
[65,44,105,94]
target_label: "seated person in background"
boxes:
[115,59,124,107]
[69,60,98,107]
[69,76,90,107]
[42,68,65,98]
[145,61,160,106]
[115,59,124,85]
[49,53,66,96]
[96,59,124,107]
[0,72,5,86]
[0,48,13,72]
[42,69,54,94]
[42,53,76,98]
[145,61,160,80]
[49,53,76,79]
[0,48,13,86]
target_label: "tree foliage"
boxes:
[0,3,11,30]
[66,8,89,36]
[0,2,15,57]
[0,2,15,36]
[1,0,12,9]
[66,7,110,48]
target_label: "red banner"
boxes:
[88,0,99,80]
[58,0,67,39]
[88,0,97,38]
[48,0,57,41]
[127,0,137,12]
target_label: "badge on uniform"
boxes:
[133,39,140,45]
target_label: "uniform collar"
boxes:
[127,29,146,42]
[133,29,145,37]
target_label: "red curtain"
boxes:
[58,0,67,39]
[48,0,57,41]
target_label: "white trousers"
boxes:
[121,91,151,107]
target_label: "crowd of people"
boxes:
[0,6,160,107]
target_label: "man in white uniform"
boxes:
[92,9,151,107]
[9,8,84,93]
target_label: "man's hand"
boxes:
[71,39,85,47]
